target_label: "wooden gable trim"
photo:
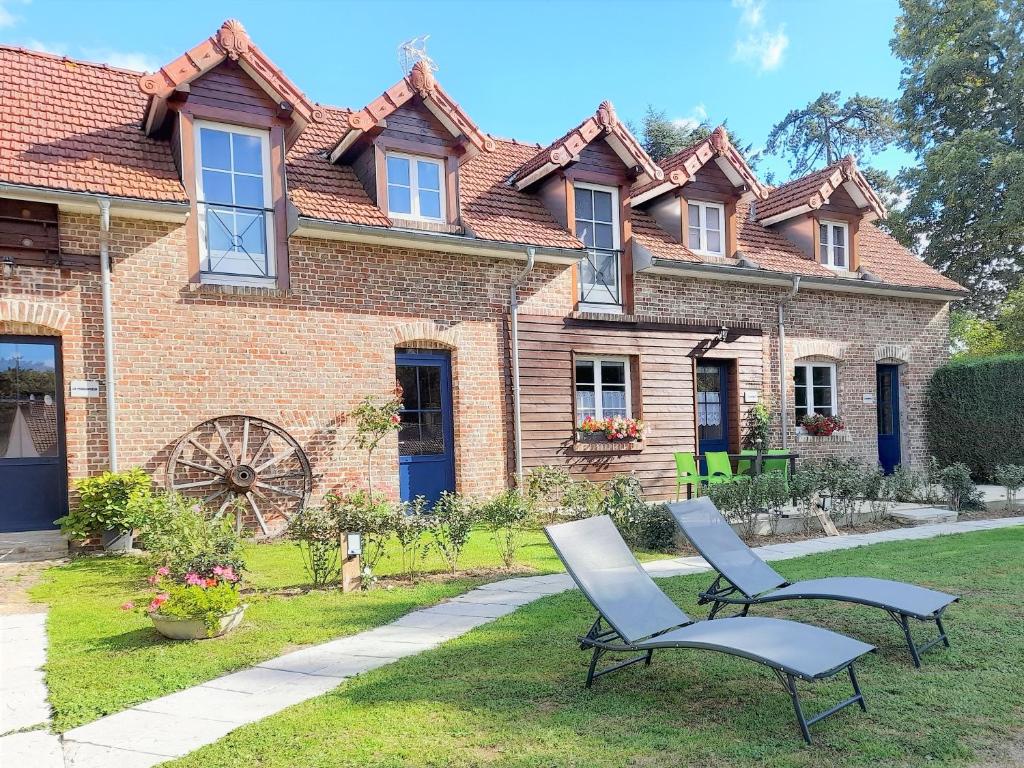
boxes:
[331,62,494,166]
[512,102,663,191]
[139,19,321,147]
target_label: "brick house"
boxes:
[0,20,964,540]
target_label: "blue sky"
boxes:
[0,0,913,181]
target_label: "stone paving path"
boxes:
[2,516,1021,768]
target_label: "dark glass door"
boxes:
[396,350,455,507]
[697,361,730,470]
[0,336,67,532]
[877,364,901,474]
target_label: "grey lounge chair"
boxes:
[545,515,875,743]
[667,498,959,667]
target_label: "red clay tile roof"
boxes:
[632,126,767,202]
[757,156,886,224]
[510,101,662,189]
[0,46,186,202]
[0,44,960,292]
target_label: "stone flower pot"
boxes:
[151,605,246,640]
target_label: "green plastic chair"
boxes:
[737,449,790,480]
[704,451,734,485]
[674,452,707,501]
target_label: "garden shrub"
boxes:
[480,489,531,568]
[994,464,1024,513]
[936,462,983,512]
[742,400,772,450]
[601,474,675,550]
[286,506,342,588]
[524,465,572,525]
[326,490,395,580]
[132,493,245,579]
[707,471,789,538]
[392,498,431,576]
[56,467,153,539]
[428,492,478,574]
[926,354,1024,480]
[559,478,605,521]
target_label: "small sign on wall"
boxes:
[862,393,876,405]
[743,390,760,404]
[69,380,101,398]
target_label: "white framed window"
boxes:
[818,219,849,270]
[687,200,725,256]
[794,362,838,422]
[194,121,276,285]
[575,356,630,424]
[574,183,621,310]
[386,152,445,222]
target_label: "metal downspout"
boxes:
[510,247,536,487]
[98,197,118,471]
[777,275,801,450]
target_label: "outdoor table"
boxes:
[687,451,801,500]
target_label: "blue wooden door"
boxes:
[696,362,730,471]
[0,336,67,532]
[396,351,455,507]
[877,364,901,474]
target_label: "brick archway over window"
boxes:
[790,338,847,361]
[0,299,71,335]
[392,320,460,350]
[874,343,911,364]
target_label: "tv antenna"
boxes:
[398,35,436,76]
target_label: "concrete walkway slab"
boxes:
[0,730,64,768]
[59,515,1024,767]
[0,612,50,735]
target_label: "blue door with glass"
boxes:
[877,364,901,474]
[396,351,455,507]
[0,336,67,532]
[697,361,730,471]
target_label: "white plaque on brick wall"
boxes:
[862,393,876,404]
[743,390,759,404]
[69,380,100,398]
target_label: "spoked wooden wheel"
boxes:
[165,415,312,536]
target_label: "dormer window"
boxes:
[687,201,725,256]
[819,220,848,270]
[386,153,445,222]
[194,121,275,285]
[574,183,621,311]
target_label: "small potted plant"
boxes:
[577,415,647,443]
[801,413,846,437]
[133,564,246,640]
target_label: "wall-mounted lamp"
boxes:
[718,324,729,342]
[1,255,15,280]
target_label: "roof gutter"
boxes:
[294,216,584,265]
[639,257,965,302]
[0,182,189,222]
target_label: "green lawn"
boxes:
[165,528,1024,768]
[32,527,658,731]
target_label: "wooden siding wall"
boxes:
[572,139,629,181]
[188,61,280,118]
[683,160,736,199]
[817,185,861,217]
[379,101,455,149]
[351,144,377,204]
[517,314,764,498]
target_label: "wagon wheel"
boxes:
[165,415,312,536]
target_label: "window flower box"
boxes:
[574,416,646,453]
[800,413,845,437]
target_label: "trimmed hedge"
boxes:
[925,355,1024,481]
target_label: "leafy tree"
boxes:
[950,283,1024,357]
[765,91,899,178]
[892,0,1024,313]
[632,106,765,174]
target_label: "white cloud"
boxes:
[671,103,708,132]
[84,48,160,72]
[0,0,24,29]
[22,38,66,56]
[731,0,789,74]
